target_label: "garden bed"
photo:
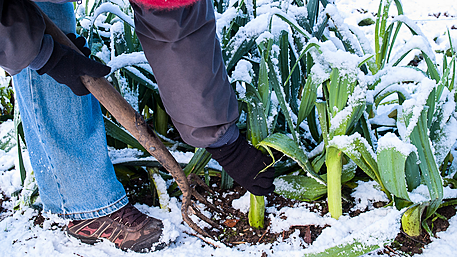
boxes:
[123,173,457,255]
[2,172,455,256]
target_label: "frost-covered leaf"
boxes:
[244,94,269,146]
[409,109,443,201]
[401,203,427,237]
[274,168,354,201]
[303,239,380,257]
[377,133,417,201]
[274,175,327,201]
[258,133,324,184]
[430,92,457,166]
[397,78,436,141]
[297,76,318,126]
[328,133,390,197]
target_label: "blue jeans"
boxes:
[12,3,127,220]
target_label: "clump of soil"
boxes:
[388,204,456,255]
[33,212,46,227]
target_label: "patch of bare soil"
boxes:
[191,176,330,247]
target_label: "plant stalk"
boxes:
[326,146,343,219]
[155,101,168,136]
[248,194,265,229]
[148,167,170,211]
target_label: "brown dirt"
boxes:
[123,174,390,248]
[193,176,330,247]
[33,212,46,227]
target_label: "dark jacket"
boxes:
[0,0,198,75]
[0,0,48,75]
[0,0,239,148]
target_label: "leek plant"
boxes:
[370,0,435,78]
[222,0,396,222]
[394,51,456,236]
[372,0,404,73]
[335,0,453,235]
[240,36,274,229]
[368,5,457,233]
[316,66,369,219]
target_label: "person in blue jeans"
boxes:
[1,0,276,252]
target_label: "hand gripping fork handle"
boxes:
[32,2,227,238]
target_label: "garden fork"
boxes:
[34,2,227,238]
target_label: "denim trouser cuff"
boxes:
[58,195,129,220]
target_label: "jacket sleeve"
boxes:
[0,0,47,75]
[131,0,240,148]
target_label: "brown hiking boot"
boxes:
[66,203,166,252]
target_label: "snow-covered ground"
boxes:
[1,0,457,256]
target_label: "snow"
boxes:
[107,52,149,74]
[307,207,401,254]
[2,0,457,256]
[351,180,390,212]
[325,4,365,57]
[268,204,334,234]
[215,6,238,39]
[231,59,254,85]
[92,2,135,28]
[232,192,251,213]
[377,132,417,157]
